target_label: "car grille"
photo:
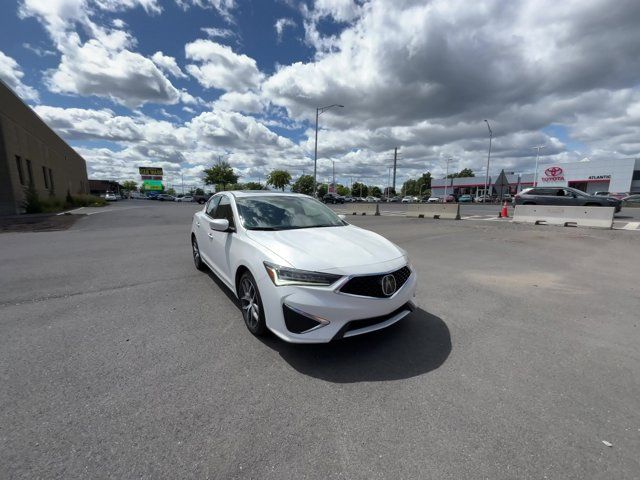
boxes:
[339,266,411,298]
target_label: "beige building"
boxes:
[0,80,88,215]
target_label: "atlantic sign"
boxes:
[541,166,565,182]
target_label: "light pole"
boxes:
[331,160,336,194]
[387,166,392,200]
[483,119,493,203]
[532,145,546,187]
[444,157,452,202]
[314,104,344,197]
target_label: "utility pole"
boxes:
[532,145,546,187]
[483,120,493,203]
[392,147,398,193]
[313,104,344,197]
[181,172,184,195]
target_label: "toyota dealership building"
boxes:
[431,158,640,198]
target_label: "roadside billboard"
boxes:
[143,180,163,191]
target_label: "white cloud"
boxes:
[201,26,235,39]
[20,0,184,108]
[212,91,264,114]
[151,51,188,79]
[175,0,236,23]
[274,17,296,42]
[0,51,40,101]
[185,39,263,92]
[22,42,56,57]
[48,37,181,108]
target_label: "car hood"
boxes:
[246,224,405,272]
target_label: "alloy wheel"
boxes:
[240,277,260,330]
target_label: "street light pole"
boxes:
[483,119,493,203]
[444,157,452,202]
[332,160,336,193]
[532,145,546,187]
[313,104,344,197]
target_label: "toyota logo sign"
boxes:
[545,166,563,177]
[381,274,397,296]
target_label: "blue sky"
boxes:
[1,0,639,190]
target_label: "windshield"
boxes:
[235,195,346,230]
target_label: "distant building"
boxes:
[89,179,122,196]
[0,79,89,215]
[431,158,640,198]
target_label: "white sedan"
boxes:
[190,191,417,343]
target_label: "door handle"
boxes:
[208,233,213,238]
[196,222,200,227]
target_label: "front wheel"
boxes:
[238,272,267,336]
[192,236,206,271]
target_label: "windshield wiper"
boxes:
[247,226,283,231]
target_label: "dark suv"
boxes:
[322,193,345,204]
[514,187,621,212]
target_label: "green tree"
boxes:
[244,181,264,190]
[370,186,382,197]
[122,180,138,192]
[291,175,315,195]
[351,182,368,197]
[166,187,176,196]
[203,160,239,189]
[316,183,328,197]
[447,168,475,179]
[266,169,292,191]
[194,187,204,195]
[336,184,350,196]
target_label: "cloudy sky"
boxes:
[1,0,639,190]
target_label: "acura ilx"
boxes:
[190,191,417,343]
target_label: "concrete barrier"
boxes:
[513,205,614,229]
[345,203,379,216]
[406,203,461,220]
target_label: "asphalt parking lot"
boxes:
[1,201,639,479]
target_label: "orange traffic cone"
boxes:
[499,201,509,218]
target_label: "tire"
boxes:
[191,236,207,271]
[238,271,267,336]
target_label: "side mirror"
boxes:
[210,219,229,232]
[338,214,346,220]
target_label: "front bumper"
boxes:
[256,262,418,343]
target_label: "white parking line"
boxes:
[621,222,640,230]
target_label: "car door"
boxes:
[203,194,236,287]
[194,195,221,266]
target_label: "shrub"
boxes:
[22,183,43,214]
[66,194,107,208]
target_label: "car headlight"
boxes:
[264,262,343,287]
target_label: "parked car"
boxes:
[401,196,413,203]
[343,196,354,203]
[193,193,212,204]
[146,192,160,200]
[389,196,401,203]
[190,191,416,342]
[474,194,491,203]
[427,197,440,203]
[458,194,473,203]
[514,187,622,212]
[176,195,194,202]
[157,194,176,201]
[322,193,345,204]
[365,196,378,203]
[104,192,118,201]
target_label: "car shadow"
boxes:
[259,308,451,383]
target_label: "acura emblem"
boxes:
[381,274,397,296]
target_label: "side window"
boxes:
[206,195,221,216]
[214,196,236,229]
